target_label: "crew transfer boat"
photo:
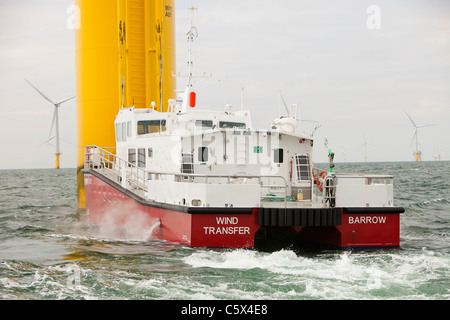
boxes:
[82,7,404,250]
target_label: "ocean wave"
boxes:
[182,248,450,299]
[15,225,52,235]
[406,198,450,210]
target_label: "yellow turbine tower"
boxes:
[75,0,176,208]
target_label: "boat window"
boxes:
[148,147,153,158]
[274,148,283,163]
[128,149,136,166]
[219,121,246,129]
[115,123,122,142]
[138,148,146,167]
[295,154,311,181]
[137,120,167,135]
[198,147,208,162]
[122,122,127,141]
[127,121,132,137]
[195,120,213,129]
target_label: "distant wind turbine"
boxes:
[404,111,435,162]
[361,133,369,163]
[25,79,75,169]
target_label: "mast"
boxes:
[186,6,198,88]
[175,5,211,112]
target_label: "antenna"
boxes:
[186,5,198,88]
[310,123,322,138]
[25,79,75,169]
[173,5,211,112]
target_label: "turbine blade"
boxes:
[59,136,76,146]
[24,79,55,105]
[39,136,55,147]
[56,96,75,105]
[417,124,436,129]
[404,110,417,127]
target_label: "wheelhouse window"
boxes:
[116,121,133,141]
[219,121,246,129]
[115,123,122,142]
[195,120,213,130]
[127,121,132,137]
[122,122,127,141]
[137,120,167,135]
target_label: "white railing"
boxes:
[311,169,396,208]
[84,145,290,206]
[84,145,149,195]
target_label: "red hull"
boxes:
[295,212,400,249]
[84,172,259,247]
[83,171,402,250]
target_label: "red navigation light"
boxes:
[189,92,196,107]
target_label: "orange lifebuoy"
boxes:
[317,171,326,192]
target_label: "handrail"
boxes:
[84,145,290,207]
[313,168,336,207]
[84,145,149,194]
[323,176,336,207]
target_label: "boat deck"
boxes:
[260,198,325,209]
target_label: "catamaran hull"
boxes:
[83,171,402,250]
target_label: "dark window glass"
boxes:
[274,148,283,163]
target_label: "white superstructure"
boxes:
[112,100,315,208]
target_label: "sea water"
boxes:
[0,162,449,300]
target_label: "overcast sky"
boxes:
[0,0,449,169]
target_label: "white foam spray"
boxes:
[143,219,161,242]
[92,203,160,242]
